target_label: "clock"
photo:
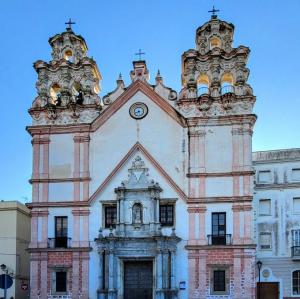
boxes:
[129,102,148,119]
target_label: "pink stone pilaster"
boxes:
[232,205,241,244]
[198,207,207,245]
[188,209,196,242]
[40,253,48,298]
[81,253,90,298]
[233,250,242,298]
[243,205,253,244]
[30,259,39,298]
[32,138,40,179]
[72,252,80,298]
[188,257,196,299]
[82,136,90,201]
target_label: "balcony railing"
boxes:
[221,85,235,95]
[198,86,210,97]
[47,293,72,299]
[292,246,300,258]
[48,237,72,249]
[207,234,232,246]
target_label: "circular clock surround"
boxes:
[129,102,148,119]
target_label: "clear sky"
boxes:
[0,0,299,202]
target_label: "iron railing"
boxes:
[221,85,235,95]
[48,237,72,249]
[207,234,232,246]
[292,246,300,257]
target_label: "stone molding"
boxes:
[187,170,254,177]
[187,195,253,204]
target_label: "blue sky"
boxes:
[0,0,299,202]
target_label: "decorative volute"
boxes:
[177,15,255,118]
[29,25,102,126]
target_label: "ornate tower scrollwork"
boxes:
[29,26,102,125]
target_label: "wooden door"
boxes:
[257,282,279,299]
[124,261,153,299]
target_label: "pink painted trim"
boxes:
[91,80,186,130]
[189,212,196,241]
[89,142,188,203]
[32,142,40,179]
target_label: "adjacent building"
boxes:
[0,201,31,299]
[253,149,300,299]
[26,14,257,299]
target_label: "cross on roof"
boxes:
[208,6,220,17]
[135,49,145,61]
[65,18,76,30]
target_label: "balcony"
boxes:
[207,234,232,246]
[47,293,72,299]
[48,237,72,249]
[292,246,300,260]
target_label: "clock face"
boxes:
[129,103,148,119]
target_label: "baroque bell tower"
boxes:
[29,22,102,125]
[177,11,257,298]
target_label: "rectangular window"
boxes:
[104,205,117,228]
[212,213,226,245]
[292,168,300,181]
[56,271,67,293]
[55,216,68,248]
[258,170,271,183]
[213,270,226,292]
[259,232,272,250]
[259,199,271,215]
[160,204,174,226]
[293,198,300,214]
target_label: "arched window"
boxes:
[210,37,221,50]
[221,73,234,95]
[72,83,84,105]
[293,270,300,295]
[132,203,143,224]
[50,84,62,106]
[64,50,74,62]
[197,74,209,96]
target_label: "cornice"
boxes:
[255,182,300,190]
[26,201,90,209]
[187,170,254,178]
[29,177,91,184]
[187,196,253,204]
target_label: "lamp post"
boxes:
[1,264,8,299]
[257,261,262,299]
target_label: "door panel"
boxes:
[257,282,279,299]
[124,261,153,299]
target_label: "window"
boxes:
[293,198,300,214]
[55,216,68,248]
[292,169,300,181]
[210,268,229,295]
[258,170,271,183]
[56,271,67,293]
[293,270,300,295]
[211,213,226,245]
[160,204,174,226]
[50,84,62,106]
[214,270,226,292]
[221,73,234,95]
[259,199,271,215]
[197,74,210,96]
[259,232,272,250]
[64,50,74,62]
[104,205,117,228]
[210,37,221,49]
[292,230,300,247]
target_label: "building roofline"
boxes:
[252,148,300,163]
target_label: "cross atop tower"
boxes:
[208,6,220,18]
[135,49,146,61]
[65,18,76,31]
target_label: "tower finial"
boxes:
[208,6,220,18]
[65,18,76,31]
[134,49,146,61]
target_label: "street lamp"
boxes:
[0,264,8,299]
[257,261,262,299]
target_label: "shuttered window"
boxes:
[259,199,271,215]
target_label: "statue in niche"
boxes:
[132,203,142,224]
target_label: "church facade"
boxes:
[27,15,257,299]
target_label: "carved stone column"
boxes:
[232,204,241,244]
[108,247,115,299]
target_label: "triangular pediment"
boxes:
[91,80,186,131]
[89,142,187,204]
